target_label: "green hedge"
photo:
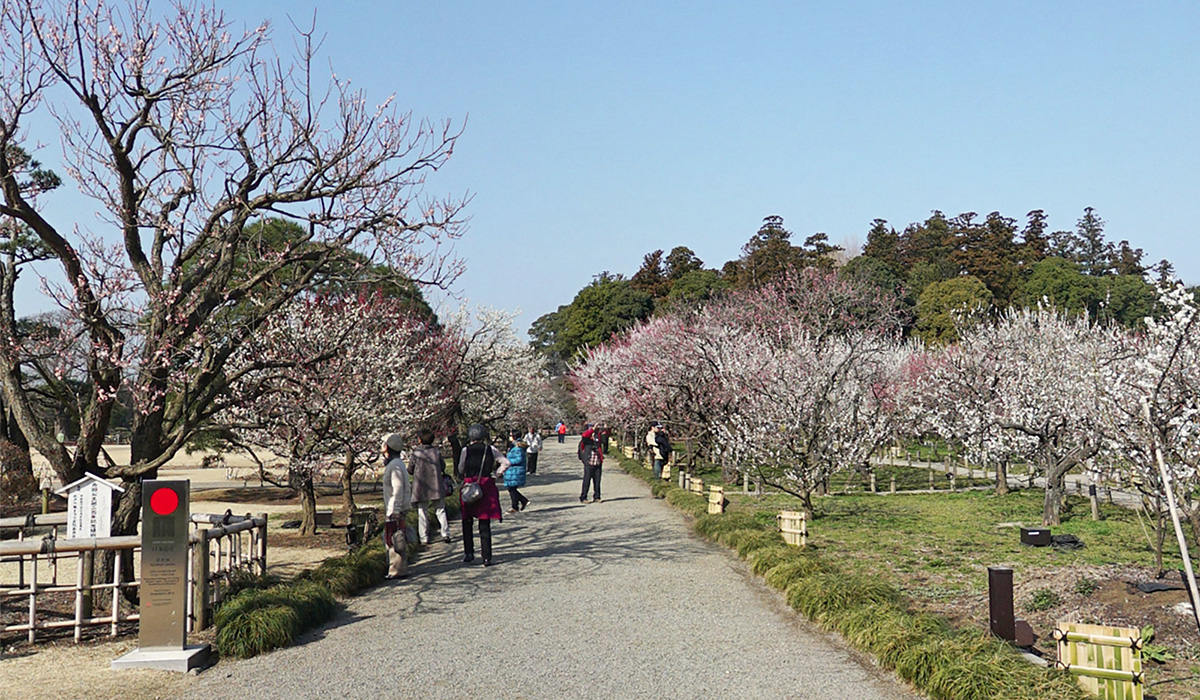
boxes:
[614,450,1088,700]
[214,535,401,659]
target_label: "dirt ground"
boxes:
[916,563,1200,699]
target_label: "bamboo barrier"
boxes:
[1054,622,1143,700]
[778,510,808,547]
[0,512,267,643]
[688,477,705,495]
[707,486,725,514]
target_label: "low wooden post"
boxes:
[1090,485,1100,521]
[988,566,1015,641]
[949,473,957,492]
[707,486,725,515]
[192,534,212,631]
[928,469,934,490]
[79,550,94,623]
[259,513,268,575]
[778,510,808,547]
[869,472,877,493]
[890,476,896,494]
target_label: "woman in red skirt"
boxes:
[456,424,510,566]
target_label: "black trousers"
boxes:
[527,451,539,474]
[507,486,528,510]
[462,517,492,561]
[580,463,602,501]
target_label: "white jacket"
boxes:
[382,455,411,518]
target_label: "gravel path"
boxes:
[184,442,917,700]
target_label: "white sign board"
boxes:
[56,474,123,540]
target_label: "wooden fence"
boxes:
[0,511,267,643]
[1054,622,1143,700]
[778,510,808,547]
[707,486,725,514]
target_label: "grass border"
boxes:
[615,449,1090,700]
[214,522,415,659]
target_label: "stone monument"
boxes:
[112,479,210,672]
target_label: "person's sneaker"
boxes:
[483,558,493,567]
[442,536,453,544]
[507,508,519,514]
[520,500,529,511]
[463,554,475,563]
[591,498,602,503]
[579,498,587,504]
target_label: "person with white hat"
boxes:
[382,433,412,579]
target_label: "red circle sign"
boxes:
[150,487,179,516]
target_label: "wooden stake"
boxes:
[1143,397,1200,637]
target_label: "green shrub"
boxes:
[734,530,782,558]
[215,604,300,659]
[747,545,797,576]
[786,572,904,628]
[222,569,283,601]
[214,582,337,659]
[763,556,830,590]
[298,540,388,597]
[664,489,707,517]
[215,539,389,659]
[1073,577,1098,596]
[1024,588,1061,612]
[694,512,760,540]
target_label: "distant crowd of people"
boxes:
[379,419,665,578]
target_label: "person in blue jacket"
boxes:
[504,437,530,513]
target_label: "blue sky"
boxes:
[23,2,1200,334]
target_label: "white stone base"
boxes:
[111,644,211,673]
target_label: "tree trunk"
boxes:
[1042,468,1065,527]
[341,449,356,515]
[299,475,318,536]
[994,458,1009,496]
[0,434,36,505]
[799,488,815,519]
[100,477,143,603]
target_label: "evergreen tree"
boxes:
[630,249,671,298]
[664,246,704,280]
[738,216,807,288]
[860,218,903,278]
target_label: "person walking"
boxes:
[382,434,411,579]
[523,427,542,475]
[456,424,509,566]
[408,428,452,545]
[577,426,603,503]
[556,421,567,444]
[504,437,530,513]
[646,422,663,480]
[654,423,672,481]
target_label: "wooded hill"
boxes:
[531,208,1185,363]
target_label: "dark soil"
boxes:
[918,564,1200,699]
